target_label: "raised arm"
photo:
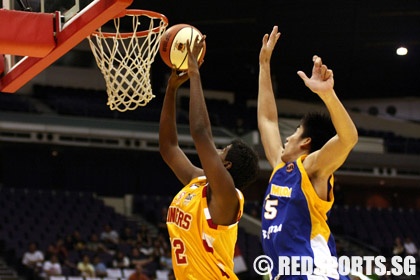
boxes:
[187,36,240,225]
[298,56,358,177]
[159,68,202,185]
[257,26,283,168]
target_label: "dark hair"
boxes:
[300,112,336,153]
[225,139,259,190]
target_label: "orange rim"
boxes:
[91,9,168,39]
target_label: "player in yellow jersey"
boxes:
[159,36,259,279]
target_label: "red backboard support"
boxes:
[0,0,133,93]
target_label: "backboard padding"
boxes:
[0,0,133,93]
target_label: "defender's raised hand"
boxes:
[297,55,335,99]
[260,25,281,63]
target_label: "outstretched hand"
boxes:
[297,55,334,98]
[168,67,189,90]
[260,26,281,63]
[186,34,206,73]
[167,35,206,89]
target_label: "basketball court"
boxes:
[0,0,168,111]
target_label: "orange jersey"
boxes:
[166,176,244,280]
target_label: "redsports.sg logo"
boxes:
[253,255,417,277]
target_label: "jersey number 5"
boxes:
[264,199,278,220]
[172,238,187,265]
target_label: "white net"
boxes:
[88,10,168,112]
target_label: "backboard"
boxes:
[3,0,90,21]
[0,0,133,93]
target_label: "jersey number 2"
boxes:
[172,238,187,265]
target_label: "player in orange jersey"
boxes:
[159,35,259,279]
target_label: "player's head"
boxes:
[223,139,259,190]
[300,112,336,153]
[282,112,336,163]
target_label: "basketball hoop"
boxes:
[88,10,168,112]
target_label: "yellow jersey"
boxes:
[166,176,244,280]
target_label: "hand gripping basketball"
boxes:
[159,24,206,70]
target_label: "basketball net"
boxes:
[88,10,168,112]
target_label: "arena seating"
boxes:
[2,188,420,280]
[2,84,420,155]
[328,204,420,255]
[0,187,129,271]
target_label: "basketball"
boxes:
[159,24,206,70]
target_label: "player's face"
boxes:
[218,144,232,162]
[281,125,305,162]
